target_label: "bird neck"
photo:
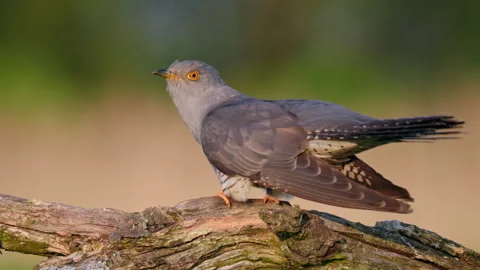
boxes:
[169,85,242,143]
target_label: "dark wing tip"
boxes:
[340,156,414,203]
[398,195,414,202]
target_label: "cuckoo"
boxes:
[153,60,463,213]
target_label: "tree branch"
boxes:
[0,194,478,269]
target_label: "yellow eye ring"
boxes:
[187,70,200,81]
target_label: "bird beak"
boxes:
[152,69,175,79]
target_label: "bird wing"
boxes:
[201,98,300,177]
[201,99,412,213]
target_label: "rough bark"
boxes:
[0,194,478,270]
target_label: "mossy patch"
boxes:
[0,229,50,256]
[320,252,346,266]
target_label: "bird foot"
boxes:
[217,190,231,208]
[263,195,281,205]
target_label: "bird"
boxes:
[153,60,464,214]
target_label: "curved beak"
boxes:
[152,69,172,79]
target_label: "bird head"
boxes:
[152,60,240,141]
[153,60,225,95]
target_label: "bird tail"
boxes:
[314,115,464,141]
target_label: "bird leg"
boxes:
[263,195,281,205]
[216,190,231,208]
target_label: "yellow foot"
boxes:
[263,195,280,205]
[217,190,231,208]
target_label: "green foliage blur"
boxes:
[1,0,479,116]
[0,2,479,269]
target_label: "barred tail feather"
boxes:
[311,115,464,141]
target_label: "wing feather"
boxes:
[202,98,412,213]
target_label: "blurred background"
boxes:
[1,1,479,268]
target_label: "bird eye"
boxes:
[187,70,200,81]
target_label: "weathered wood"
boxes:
[0,194,478,269]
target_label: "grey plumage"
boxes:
[154,60,464,214]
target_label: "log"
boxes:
[0,194,478,269]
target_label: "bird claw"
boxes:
[217,190,231,208]
[263,195,280,205]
